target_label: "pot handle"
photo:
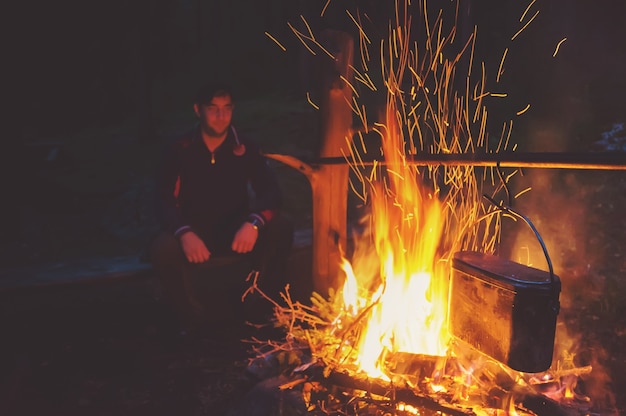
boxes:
[483,195,556,285]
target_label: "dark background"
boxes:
[5,0,626,141]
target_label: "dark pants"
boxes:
[150,215,294,329]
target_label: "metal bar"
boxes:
[304,152,626,170]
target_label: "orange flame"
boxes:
[339,101,449,379]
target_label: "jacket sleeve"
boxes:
[154,139,189,235]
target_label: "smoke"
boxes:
[499,119,624,413]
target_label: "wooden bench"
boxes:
[0,229,313,294]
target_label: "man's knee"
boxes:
[150,232,184,266]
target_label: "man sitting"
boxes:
[149,83,294,334]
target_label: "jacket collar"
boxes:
[192,124,236,151]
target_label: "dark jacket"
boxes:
[155,124,282,240]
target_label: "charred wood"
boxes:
[327,370,476,416]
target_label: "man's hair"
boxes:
[194,83,234,106]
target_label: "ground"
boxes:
[0,279,257,416]
[0,94,624,415]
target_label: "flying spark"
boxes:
[553,37,567,57]
[264,32,286,51]
[516,103,531,115]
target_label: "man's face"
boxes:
[195,94,234,138]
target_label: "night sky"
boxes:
[4,1,626,141]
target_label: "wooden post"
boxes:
[266,30,354,296]
[309,29,354,296]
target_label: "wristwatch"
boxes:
[247,217,263,230]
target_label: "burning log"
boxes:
[326,370,476,415]
[248,361,581,415]
[244,344,595,415]
[323,366,585,415]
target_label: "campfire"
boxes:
[244,1,613,415]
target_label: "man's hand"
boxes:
[231,222,259,253]
[179,231,211,263]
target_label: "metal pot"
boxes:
[449,250,561,373]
